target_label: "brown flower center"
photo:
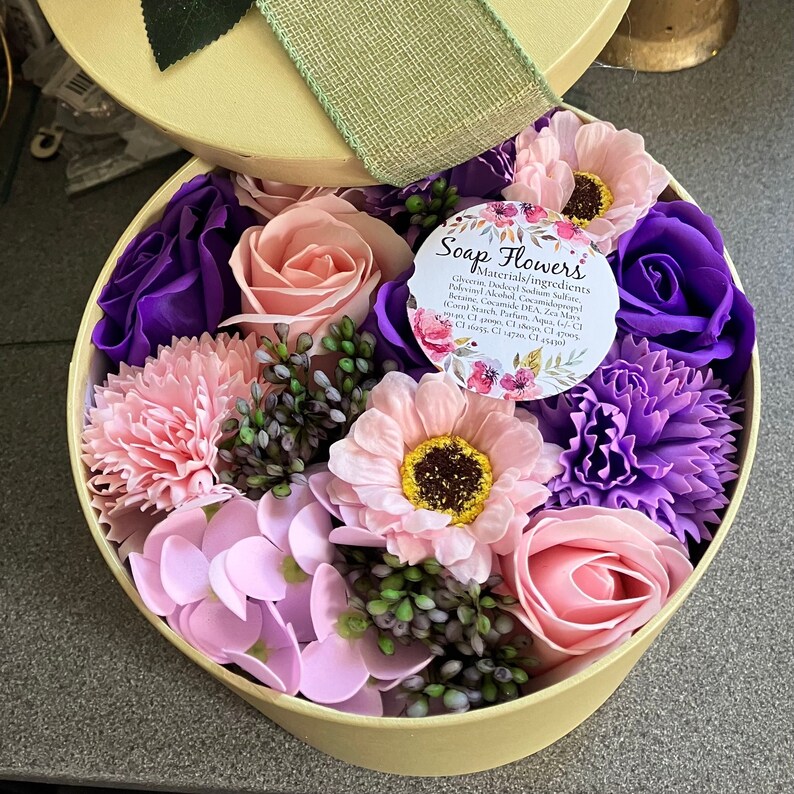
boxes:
[401,435,492,525]
[562,171,614,228]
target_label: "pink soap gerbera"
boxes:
[503,110,669,254]
[324,372,564,583]
[82,333,259,515]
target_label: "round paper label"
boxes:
[406,202,619,400]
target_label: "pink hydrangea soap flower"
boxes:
[221,195,413,353]
[299,563,432,715]
[82,333,259,514]
[500,506,693,690]
[323,371,564,584]
[503,110,669,254]
[128,485,336,694]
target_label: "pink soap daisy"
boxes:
[323,372,564,583]
[503,110,669,253]
[299,563,432,715]
[82,333,259,515]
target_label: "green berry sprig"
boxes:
[404,177,459,235]
[218,318,378,499]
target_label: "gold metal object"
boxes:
[599,0,739,72]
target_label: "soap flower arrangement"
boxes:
[82,110,755,717]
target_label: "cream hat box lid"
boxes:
[38,0,629,185]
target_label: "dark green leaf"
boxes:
[141,0,253,70]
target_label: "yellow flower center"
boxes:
[400,435,493,525]
[563,171,614,228]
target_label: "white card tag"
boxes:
[407,202,619,400]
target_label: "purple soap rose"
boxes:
[359,266,435,380]
[608,200,755,385]
[93,172,256,368]
[531,335,741,545]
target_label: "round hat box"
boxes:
[67,108,760,776]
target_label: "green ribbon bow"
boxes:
[142,0,558,186]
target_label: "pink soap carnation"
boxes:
[82,333,259,515]
[221,195,413,352]
[503,110,669,253]
[500,506,693,689]
[322,371,564,584]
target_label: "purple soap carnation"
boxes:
[92,172,257,368]
[532,336,741,545]
[608,200,755,386]
[359,266,435,379]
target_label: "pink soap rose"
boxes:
[231,173,338,221]
[500,506,693,689]
[221,195,413,351]
[410,308,457,362]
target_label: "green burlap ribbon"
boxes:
[255,0,558,186]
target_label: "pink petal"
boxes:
[187,599,263,664]
[332,685,384,716]
[257,483,318,551]
[414,375,466,438]
[351,410,405,461]
[117,526,149,563]
[328,438,401,487]
[359,627,432,682]
[307,469,343,521]
[446,543,494,584]
[469,496,515,544]
[225,536,287,601]
[201,498,260,560]
[142,508,207,563]
[432,526,476,565]
[129,553,175,616]
[369,372,426,449]
[300,634,369,704]
[310,562,348,641]
[226,602,302,695]
[208,551,248,620]
[329,525,387,547]
[159,535,210,605]
[275,578,316,642]
[454,390,514,440]
[288,502,335,575]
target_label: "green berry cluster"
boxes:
[218,318,377,499]
[404,177,460,234]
